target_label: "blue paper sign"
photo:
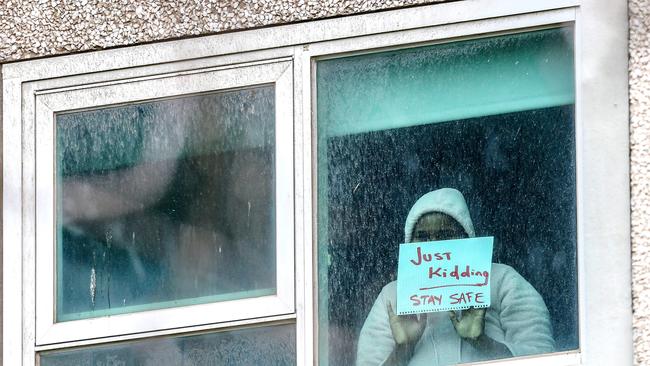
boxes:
[396,237,494,315]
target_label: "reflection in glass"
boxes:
[317,28,576,365]
[39,323,296,366]
[56,86,276,321]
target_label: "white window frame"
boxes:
[33,59,295,345]
[2,0,630,365]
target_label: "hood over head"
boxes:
[404,188,475,243]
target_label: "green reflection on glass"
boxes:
[317,28,574,137]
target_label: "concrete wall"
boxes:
[629,1,650,365]
[0,0,444,63]
[0,0,647,365]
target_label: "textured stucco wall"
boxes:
[0,0,446,63]
[630,1,650,365]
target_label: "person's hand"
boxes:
[387,302,427,345]
[449,307,486,341]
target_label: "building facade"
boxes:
[0,0,644,365]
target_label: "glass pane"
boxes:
[56,86,276,321]
[317,28,577,366]
[39,323,296,366]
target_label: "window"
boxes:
[2,1,630,365]
[35,60,295,345]
[56,87,278,322]
[316,28,577,365]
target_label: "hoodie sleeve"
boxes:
[356,284,398,366]
[494,265,556,356]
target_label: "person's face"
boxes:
[411,212,468,243]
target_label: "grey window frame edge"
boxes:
[1,0,631,365]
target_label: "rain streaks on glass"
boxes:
[39,323,296,366]
[317,28,577,366]
[56,86,276,321]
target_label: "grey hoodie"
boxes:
[356,189,555,366]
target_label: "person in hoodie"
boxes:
[356,188,555,366]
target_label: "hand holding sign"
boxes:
[450,307,486,340]
[386,302,426,345]
[396,237,494,315]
